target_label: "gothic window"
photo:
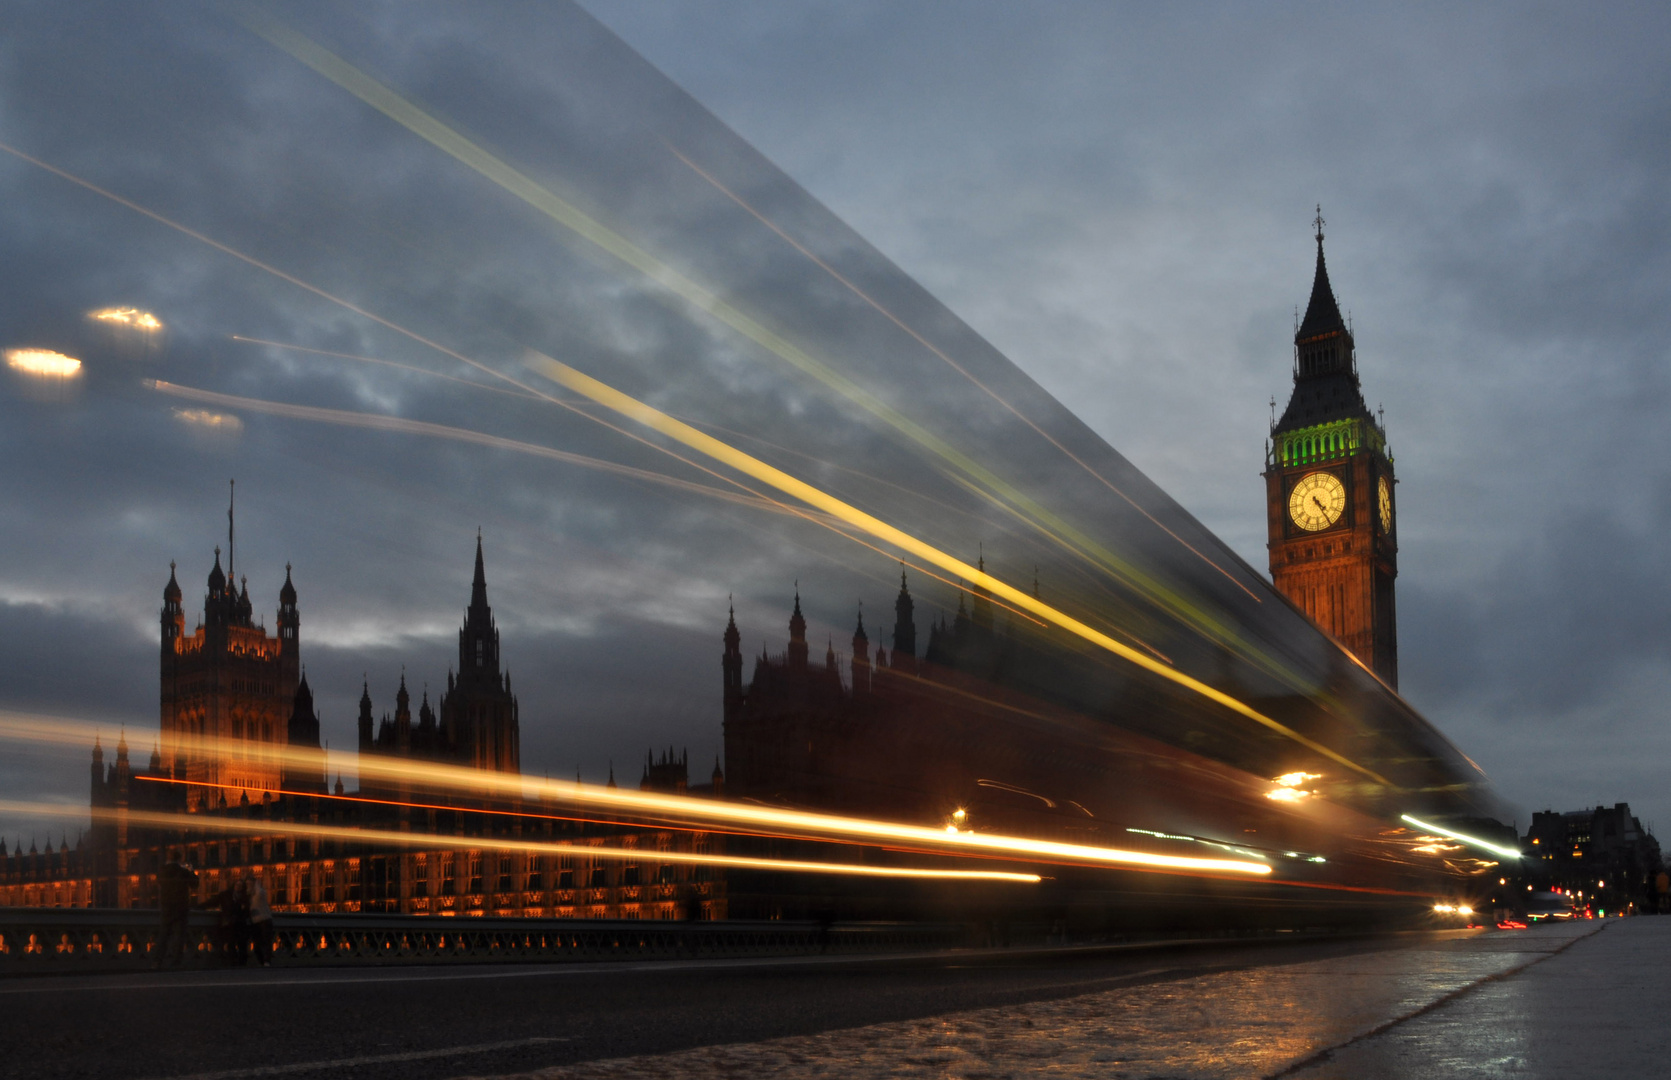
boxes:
[475,639,484,665]
[441,853,456,894]
[346,859,361,902]
[468,853,482,893]
[498,857,512,893]
[414,854,428,892]
[526,856,542,891]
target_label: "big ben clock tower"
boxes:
[1265,210,1398,687]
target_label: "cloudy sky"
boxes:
[1,1,1667,846]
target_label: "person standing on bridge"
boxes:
[155,852,198,970]
[245,874,274,967]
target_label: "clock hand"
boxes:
[1312,496,1328,514]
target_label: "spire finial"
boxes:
[227,478,235,580]
[1313,204,1325,245]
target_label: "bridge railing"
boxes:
[0,908,964,973]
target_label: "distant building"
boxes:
[1264,214,1399,686]
[1524,803,1663,913]
[0,534,725,921]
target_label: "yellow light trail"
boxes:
[0,799,1042,885]
[5,348,81,377]
[527,352,1394,791]
[666,142,1264,605]
[245,16,1263,668]
[0,711,1271,878]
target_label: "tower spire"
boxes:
[227,479,235,582]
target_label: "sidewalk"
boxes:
[1290,916,1671,1079]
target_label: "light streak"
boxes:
[246,16,1274,675]
[5,348,81,378]
[145,380,824,523]
[0,134,989,642]
[1400,814,1523,861]
[89,307,162,330]
[1265,771,1322,802]
[229,336,540,402]
[173,407,243,432]
[0,711,1270,878]
[0,137,884,584]
[666,142,1265,605]
[3,114,1346,792]
[0,799,1042,885]
[527,351,1395,790]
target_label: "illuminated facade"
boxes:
[0,537,724,921]
[1264,215,1399,686]
[160,552,300,809]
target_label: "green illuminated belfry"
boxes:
[1263,210,1399,687]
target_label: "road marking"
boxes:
[145,1036,570,1080]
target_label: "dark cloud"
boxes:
[1,0,1666,843]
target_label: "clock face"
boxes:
[1288,471,1347,532]
[1378,476,1393,532]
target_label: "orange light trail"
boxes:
[0,711,1271,878]
[0,799,1042,885]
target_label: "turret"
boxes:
[787,589,808,672]
[161,562,184,652]
[395,674,412,753]
[970,554,993,629]
[357,680,374,754]
[891,570,916,671]
[722,600,744,717]
[458,534,499,681]
[90,737,105,808]
[850,608,871,697]
[205,547,228,628]
[277,563,299,654]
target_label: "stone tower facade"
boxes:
[159,550,300,810]
[1264,212,1399,686]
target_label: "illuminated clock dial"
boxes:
[1378,476,1393,532]
[1288,471,1347,532]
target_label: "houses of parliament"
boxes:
[0,223,1398,916]
[0,534,726,920]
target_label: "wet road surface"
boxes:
[0,920,1643,1080]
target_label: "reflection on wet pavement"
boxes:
[471,922,1601,1080]
[1292,917,1670,1079]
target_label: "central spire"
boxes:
[470,529,489,612]
[1297,206,1347,345]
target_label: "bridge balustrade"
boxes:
[0,907,961,973]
